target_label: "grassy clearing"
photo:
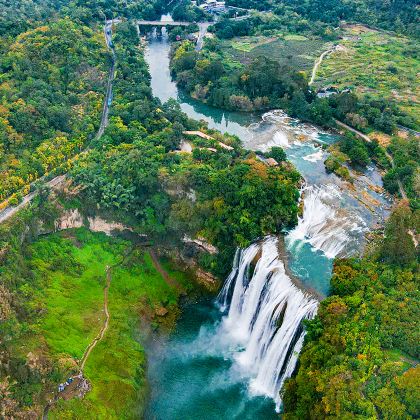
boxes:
[34,232,120,360]
[316,26,419,121]
[14,228,190,419]
[284,34,308,41]
[222,35,329,72]
[230,36,277,52]
[384,349,419,372]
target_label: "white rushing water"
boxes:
[144,29,393,418]
[287,185,368,259]
[217,237,318,411]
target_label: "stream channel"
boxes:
[143,19,391,420]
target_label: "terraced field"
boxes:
[315,25,419,121]
[221,35,330,72]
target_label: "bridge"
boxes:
[136,20,193,27]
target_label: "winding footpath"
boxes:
[43,265,113,419]
[0,21,116,225]
[80,265,112,371]
[309,46,336,86]
[149,250,184,292]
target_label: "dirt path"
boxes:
[149,250,184,292]
[309,46,335,85]
[335,119,372,142]
[42,265,112,419]
[79,265,112,370]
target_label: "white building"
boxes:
[199,0,226,13]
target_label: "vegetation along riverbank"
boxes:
[0,0,418,418]
[168,0,419,206]
[1,3,302,417]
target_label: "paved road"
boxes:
[397,124,420,137]
[335,120,371,142]
[0,22,116,225]
[335,119,408,200]
[97,20,116,139]
[0,175,67,224]
[195,22,212,51]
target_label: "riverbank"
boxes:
[140,20,404,417]
[0,193,219,419]
[167,30,417,205]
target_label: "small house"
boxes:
[266,158,279,167]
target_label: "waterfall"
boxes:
[217,237,318,411]
[287,184,367,258]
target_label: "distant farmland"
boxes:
[221,35,330,72]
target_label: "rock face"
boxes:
[155,307,169,317]
[55,209,131,236]
[195,268,219,291]
[183,236,218,254]
[87,216,131,236]
[55,209,84,230]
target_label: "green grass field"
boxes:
[13,228,191,419]
[221,35,330,72]
[315,25,419,121]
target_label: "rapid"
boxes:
[143,22,391,419]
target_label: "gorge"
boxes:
[143,22,391,418]
[0,2,417,418]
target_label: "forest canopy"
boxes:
[282,204,419,418]
[0,18,109,203]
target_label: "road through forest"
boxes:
[0,20,116,225]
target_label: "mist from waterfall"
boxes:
[217,237,318,411]
[144,30,392,418]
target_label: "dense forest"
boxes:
[72,22,301,275]
[282,204,419,418]
[0,0,418,418]
[0,0,166,37]
[169,19,419,205]
[0,19,108,203]
[0,11,302,417]
[225,0,419,37]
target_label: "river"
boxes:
[143,25,391,419]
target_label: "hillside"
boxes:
[0,19,108,203]
[283,204,419,418]
[0,0,418,418]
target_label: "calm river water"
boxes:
[143,26,390,419]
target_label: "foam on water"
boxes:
[144,28,392,417]
[287,185,367,259]
[217,237,318,411]
[302,149,324,162]
[272,131,290,148]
